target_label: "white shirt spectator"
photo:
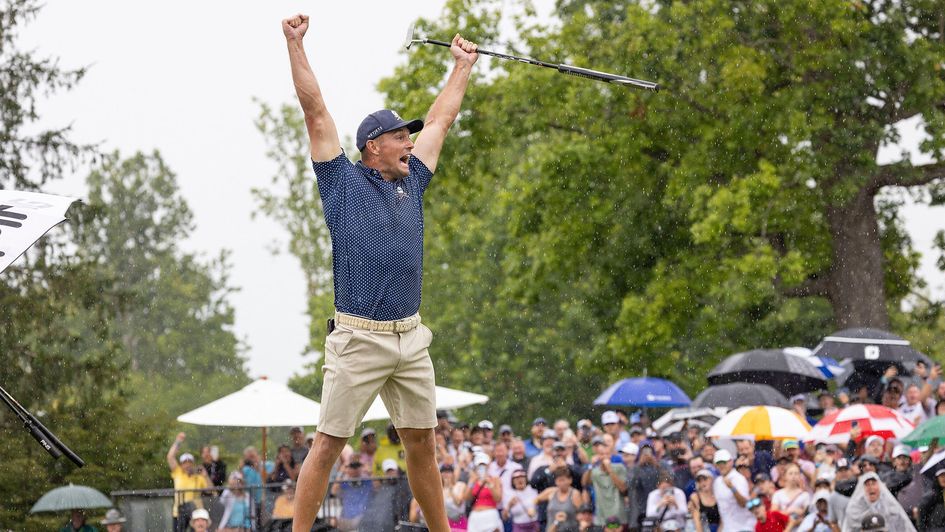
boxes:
[645,486,687,527]
[899,401,927,426]
[488,459,523,501]
[504,485,539,524]
[714,469,756,531]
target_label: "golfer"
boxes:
[282,14,478,532]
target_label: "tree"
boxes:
[261,0,945,423]
[72,151,250,440]
[0,0,92,189]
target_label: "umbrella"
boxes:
[921,448,945,476]
[706,405,812,440]
[177,378,320,427]
[361,385,489,422]
[652,407,728,431]
[656,418,716,436]
[783,347,845,379]
[805,404,915,444]
[691,382,789,409]
[811,328,930,369]
[0,190,79,274]
[708,349,828,396]
[901,415,945,447]
[30,484,112,513]
[593,377,691,408]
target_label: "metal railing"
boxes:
[111,476,413,532]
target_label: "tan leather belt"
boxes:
[335,312,421,333]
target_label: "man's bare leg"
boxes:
[399,428,448,532]
[293,431,348,532]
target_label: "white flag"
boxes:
[0,190,79,274]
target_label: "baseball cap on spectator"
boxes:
[782,439,799,450]
[436,410,449,419]
[474,453,490,466]
[591,436,605,446]
[382,459,399,472]
[713,449,733,463]
[348,460,363,468]
[857,454,879,466]
[290,426,303,434]
[696,469,714,480]
[229,471,244,481]
[667,432,683,442]
[630,411,642,424]
[552,441,567,451]
[542,429,558,441]
[812,490,829,504]
[814,477,832,488]
[478,420,494,430]
[638,439,654,451]
[533,417,548,426]
[179,453,195,463]
[577,419,593,429]
[471,445,484,454]
[356,109,424,152]
[935,468,945,478]
[824,444,839,453]
[191,509,211,524]
[306,432,316,442]
[620,442,639,456]
[601,411,620,425]
[892,445,910,458]
[361,428,376,439]
[499,424,513,435]
[605,516,623,529]
[753,472,771,483]
[100,509,126,525]
[511,469,527,479]
[578,504,594,514]
[790,394,806,403]
[864,435,883,448]
[836,458,850,469]
[440,463,454,472]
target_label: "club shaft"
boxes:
[0,385,85,467]
[422,38,659,92]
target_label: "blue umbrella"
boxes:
[594,377,691,408]
[782,347,845,379]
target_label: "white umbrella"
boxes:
[361,385,489,422]
[177,378,319,427]
[652,407,728,433]
[0,190,79,273]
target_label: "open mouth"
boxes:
[399,154,410,165]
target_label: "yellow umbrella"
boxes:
[706,405,811,440]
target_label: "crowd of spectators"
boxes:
[154,362,945,532]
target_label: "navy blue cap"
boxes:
[356,109,424,151]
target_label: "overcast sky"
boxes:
[20,2,944,384]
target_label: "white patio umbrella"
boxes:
[361,385,489,422]
[177,377,320,482]
[177,378,320,427]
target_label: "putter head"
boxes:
[404,22,425,50]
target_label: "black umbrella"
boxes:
[811,328,931,372]
[707,349,828,396]
[691,382,789,409]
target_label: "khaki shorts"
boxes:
[318,315,437,437]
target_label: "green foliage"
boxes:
[0,0,93,189]
[261,0,945,427]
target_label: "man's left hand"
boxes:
[450,34,479,66]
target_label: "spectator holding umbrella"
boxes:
[59,510,97,532]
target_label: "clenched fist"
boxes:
[283,14,309,41]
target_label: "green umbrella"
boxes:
[901,415,945,448]
[30,483,112,513]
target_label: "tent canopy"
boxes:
[177,378,320,427]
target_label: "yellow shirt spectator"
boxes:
[373,435,406,477]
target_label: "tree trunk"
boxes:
[825,187,890,329]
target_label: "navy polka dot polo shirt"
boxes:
[311,151,433,321]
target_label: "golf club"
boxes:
[0,383,85,467]
[404,23,660,92]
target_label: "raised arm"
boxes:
[167,432,185,471]
[412,34,479,173]
[282,14,342,162]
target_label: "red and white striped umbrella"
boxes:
[806,404,915,444]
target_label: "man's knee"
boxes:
[308,432,347,465]
[397,427,435,449]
